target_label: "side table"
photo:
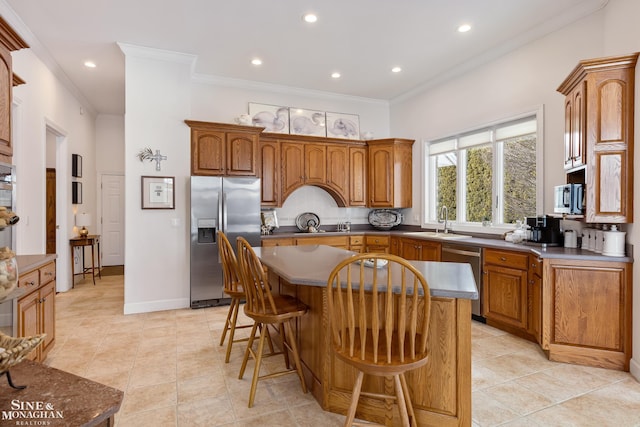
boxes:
[70,235,101,287]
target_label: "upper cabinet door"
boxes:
[186,120,262,177]
[326,145,349,199]
[281,142,305,199]
[367,139,414,208]
[226,132,258,176]
[558,53,638,223]
[0,49,11,158]
[191,129,225,175]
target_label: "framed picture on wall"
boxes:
[72,182,82,204]
[72,154,82,177]
[141,176,175,209]
[326,112,360,140]
[248,102,289,134]
[289,108,326,137]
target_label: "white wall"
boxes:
[96,114,124,174]
[390,11,604,226]
[120,46,392,313]
[9,45,97,292]
[121,45,193,314]
[390,0,640,380]
[599,0,640,381]
[189,78,390,228]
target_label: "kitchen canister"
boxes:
[581,228,592,250]
[594,228,604,253]
[603,225,626,257]
[564,230,577,248]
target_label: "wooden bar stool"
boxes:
[236,236,308,408]
[326,253,432,427]
[217,231,254,363]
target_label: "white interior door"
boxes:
[101,174,125,266]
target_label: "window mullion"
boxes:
[458,150,467,223]
[494,140,504,225]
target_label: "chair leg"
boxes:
[219,297,236,346]
[393,375,410,427]
[224,297,241,363]
[399,373,416,426]
[283,319,307,394]
[247,321,269,408]
[344,371,364,427]
[278,322,291,369]
[238,322,258,380]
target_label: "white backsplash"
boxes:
[270,186,370,229]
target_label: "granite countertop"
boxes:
[253,245,478,300]
[0,359,123,426]
[17,254,58,272]
[262,228,632,263]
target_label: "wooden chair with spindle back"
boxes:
[236,236,309,408]
[326,253,432,427]
[217,231,254,363]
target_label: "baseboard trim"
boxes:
[124,298,190,314]
[630,357,640,381]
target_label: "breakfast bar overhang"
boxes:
[253,245,478,426]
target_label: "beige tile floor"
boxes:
[47,274,640,426]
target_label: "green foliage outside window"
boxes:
[503,135,536,223]
[466,146,493,222]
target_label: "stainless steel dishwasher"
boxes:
[441,242,484,322]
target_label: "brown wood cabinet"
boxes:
[260,237,294,247]
[348,146,367,206]
[557,53,638,223]
[364,235,390,253]
[259,139,280,206]
[186,120,262,176]
[281,142,321,199]
[483,249,529,335]
[527,256,543,343]
[0,17,28,163]
[542,258,631,371]
[562,81,586,170]
[397,237,441,261]
[17,260,56,362]
[294,235,349,249]
[367,138,413,208]
[326,145,349,202]
[349,235,364,252]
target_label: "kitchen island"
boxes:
[253,244,477,427]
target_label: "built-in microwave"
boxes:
[554,183,583,215]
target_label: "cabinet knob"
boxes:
[500,257,507,261]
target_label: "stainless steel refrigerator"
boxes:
[190,176,261,308]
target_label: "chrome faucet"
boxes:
[438,206,450,233]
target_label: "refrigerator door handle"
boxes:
[217,190,224,263]
[222,191,228,232]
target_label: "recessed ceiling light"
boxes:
[458,24,471,33]
[251,58,262,66]
[84,61,96,68]
[331,72,341,79]
[303,13,318,23]
[391,67,402,73]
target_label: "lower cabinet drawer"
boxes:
[19,270,39,289]
[40,262,56,284]
[484,249,529,270]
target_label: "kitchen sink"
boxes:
[403,231,472,240]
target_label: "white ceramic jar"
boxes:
[594,228,604,253]
[564,230,577,248]
[603,225,626,257]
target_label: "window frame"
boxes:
[422,107,544,235]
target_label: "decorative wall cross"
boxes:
[137,148,167,171]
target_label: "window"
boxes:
[426,113,540,228]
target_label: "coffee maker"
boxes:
[526,215,563,246]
